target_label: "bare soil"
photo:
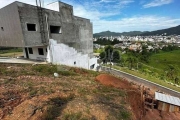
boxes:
[0,64,130,120]
[96,74,180,120]
[0,63,180,120]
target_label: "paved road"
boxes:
[101,66,180,98]
[0,57,46,64]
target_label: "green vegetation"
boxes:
[100,45,121,63]
[93,25,180,37]
[93,30,146,38]
[93,48,104,53]
[142,25,180,36]
[32,65,78,76]
[94,38,121,45]
[62,112,88,120]
[103,47,180,92]
[0,48,23,57]
[148,50,180,71]
[111,65,180,92]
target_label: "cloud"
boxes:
[0,0,34,8]
[62,0,134,20]
[93,16,180,33]
[0,0,53,8]
[100,0,116,3]
[64,0,180,33]
[143,0,173,8]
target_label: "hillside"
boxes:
[0,63,180,120]
[93,25,180,37]
[142,25,180,36]
[0,64,132,120]
[147,50,180,73]
[93,31,146,37]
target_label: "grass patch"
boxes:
[58,70,77,76]
[32,65,57,76]
[3,79,16,84]
[148,50,180,71]
[62,112,88,120]
[119,110,131,120]
[29,89,38,97]
[42,95,74,120]
[0,48,23,57]
[94,85,126,97]
[0,52,23,57]
[111,65,180,92]
[32,64,77,76]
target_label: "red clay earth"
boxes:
[96,74,180,120]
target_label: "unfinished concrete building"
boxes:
[0,1,97,69]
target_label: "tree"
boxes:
[113,50,120,62]
[140,45,150,63]
[99,51,106,63]
[104,45,114,62]
[166,65,178,82]
[105,45,113,55]
[175,77,179,85]
[126,57,137,70]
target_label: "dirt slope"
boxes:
[96,74,180,120]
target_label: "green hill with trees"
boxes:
[93,25,180,37]
[141,25,180,36]
[93,31,146,37]
[99,45,180,91]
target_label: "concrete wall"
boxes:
[0,1,93,55]
[17,2,49,47]
[23,46,47,60]
[0,2,24,47]
[74,16,93,55]
[17,1,93,55]
[0,1,96,69]
[47,39,97,70]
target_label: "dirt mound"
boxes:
[96,74,131,89]
[96,74,141,119]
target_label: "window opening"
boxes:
[38,48,44,55]
[28,48,33,54]
[1,27,4,31]
[27,23,36,31]
[50,25,61,33]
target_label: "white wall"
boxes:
[23,48,27,58]
[47,39,98,70]
[22,39,98,70]
[46,2,59,12]
[23,46,47,60]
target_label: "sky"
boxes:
[0,0,180,33]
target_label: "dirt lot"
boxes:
[96,74,180,120]
[0,63,180,120]
[0,63,131,120]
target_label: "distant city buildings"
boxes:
[94,35,180,44]
[93,35,180,51]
